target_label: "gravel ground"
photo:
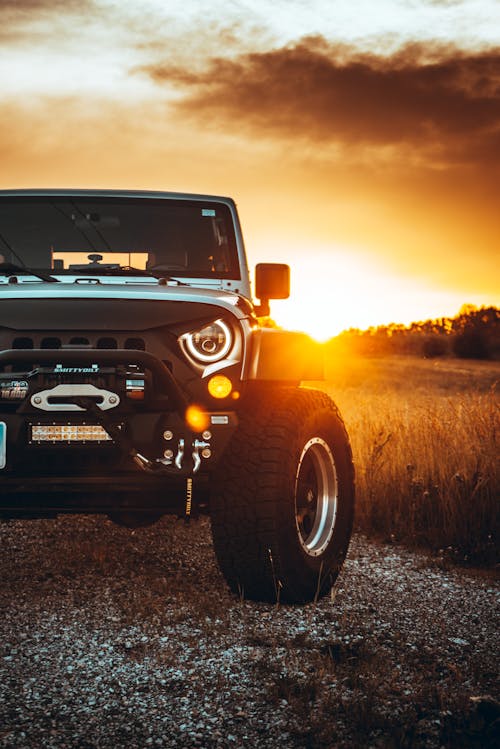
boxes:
[0,515,498,749]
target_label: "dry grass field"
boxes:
[315,355,499,564]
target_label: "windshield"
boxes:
[0,195,240,278]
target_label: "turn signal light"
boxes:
[207,375,233,399]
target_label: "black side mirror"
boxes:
[255,263,290,316]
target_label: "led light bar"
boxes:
[30,424,112,443]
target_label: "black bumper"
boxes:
[0,348,238,518]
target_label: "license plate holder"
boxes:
[0,421,6,468]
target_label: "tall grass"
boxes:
[317,356,499,563]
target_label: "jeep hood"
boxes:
[0,282,252,331]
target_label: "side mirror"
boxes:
[255,263,290,316]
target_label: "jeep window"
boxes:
[0,196,240,278]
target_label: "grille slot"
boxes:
[41,337,61,349]
[13,337,34,349]
[125,338,146,351]
[97,337,118,349]
[5,335,145,350]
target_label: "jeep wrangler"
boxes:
[0,189,354,603]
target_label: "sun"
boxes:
[252,249,379,340]
[256,248,471,341]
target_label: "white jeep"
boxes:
[0,189,354,602]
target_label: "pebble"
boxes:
[0,515,497,749]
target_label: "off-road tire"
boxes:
[210,387,355,603]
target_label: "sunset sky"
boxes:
[1,0,499,339]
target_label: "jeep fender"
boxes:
[245,328,324,382]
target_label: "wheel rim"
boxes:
[295,437,338,557]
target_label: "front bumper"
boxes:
[0,348,238,517]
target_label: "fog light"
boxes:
[185,405,210,432]
[207,375,233,399]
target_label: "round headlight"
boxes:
[184,319,233,363]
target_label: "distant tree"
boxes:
[452,306,500,360]
[452,330,487,358]
[328,305,499,360]
[258,316,280,329]
[422,336,448,358]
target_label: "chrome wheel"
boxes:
[295,437,338,557]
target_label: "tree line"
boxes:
[328,305,500,359]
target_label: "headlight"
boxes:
[183,319,233,364]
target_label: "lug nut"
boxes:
[202,430,212,440]
[108,395,118,404]
[33,396,42,404]
[163,430,173,441]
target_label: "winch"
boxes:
[0,363,147,409]
[0,379,29,401]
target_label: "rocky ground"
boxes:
[0,515,498,748]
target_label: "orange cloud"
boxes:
[138,37,500,169]
[1,25,499,309]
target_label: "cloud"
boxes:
[0,0,96,43]
[138,36,500,168]
[419,1,464,6]
[0,0,92,15]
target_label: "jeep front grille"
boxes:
[9,335,146,351]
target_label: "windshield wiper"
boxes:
[87,265,189,285]
[0,262,60,284]
[121,266,189,285]
[0,231,59,283]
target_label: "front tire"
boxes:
[210,387,355,603]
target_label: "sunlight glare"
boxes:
[254,246,482,341]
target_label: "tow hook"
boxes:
[133,437,210,475]
[67,397,211,476]
[175,438,185,470]
[192,440,211,473]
